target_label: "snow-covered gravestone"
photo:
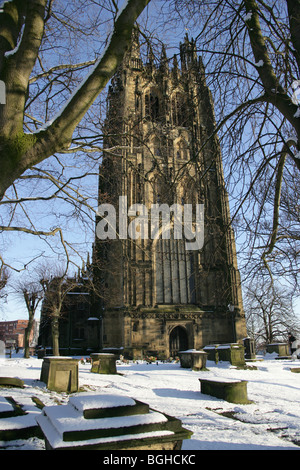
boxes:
[36,392,193,450]
[203,343,246,366]
[266,343,290,358]
[178,349,208,371]
[199,377,252,404]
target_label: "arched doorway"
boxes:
[169,326,188,357]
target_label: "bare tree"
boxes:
[14,278,43,357]
[0,0,151,273]
[244,280,299,346]
[161,0,300,291]
[38,263,78,356]
[0,0,151,196]
[0,265,9,304]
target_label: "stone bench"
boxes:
[199,377,251,404]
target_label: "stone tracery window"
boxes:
[145,89,160,121]
[150,136,162,159]
[171,92,186,127]
[175,139,189,160]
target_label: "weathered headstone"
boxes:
[203,343,245,366]
[90,353,118,374]
[266,343,290,358]
[203,344,219,362]
[179,349,208,371]
[40,356,79,392]
[0,377,24,388]
[199,378,251,404]
[243,337,256,360]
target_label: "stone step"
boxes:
[0,396,16,419]
[36,392,192,450]
[0,395,42,441]
[69,394,149,419]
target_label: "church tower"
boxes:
[95,33,247,359]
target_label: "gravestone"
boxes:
[217,344,245,366]
[40,356,79,392]
[36,393,192,450]
[243,337,256,360]
[90,353,118,374]
[203,343,245,366]
[179,349,208,371]
[0,377,24,388]
[266,343,290,358]
[203,344,219,362]
[0,395,42,441]
[199,378,251,404]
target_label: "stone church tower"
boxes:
[94,33,247,359]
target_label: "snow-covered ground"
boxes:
[0,353,300,450]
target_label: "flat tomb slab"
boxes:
[0,396,15,418]
[69,394,149,419]
[199,378,251,404]
[36,392,192,450]
[0,377,24,388]
[0,395,42,441]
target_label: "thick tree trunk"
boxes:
[24,312,34,359]
[286,0,300,73]
[51,315,60,357]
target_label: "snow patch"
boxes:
[294,108,300,118]
[255,60,264,67]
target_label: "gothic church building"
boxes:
[94,33,247,359]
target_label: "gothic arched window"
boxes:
[171,92,186,127]
[145,89,160,121]
[150,137,162,159]
[175,139,189,160]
